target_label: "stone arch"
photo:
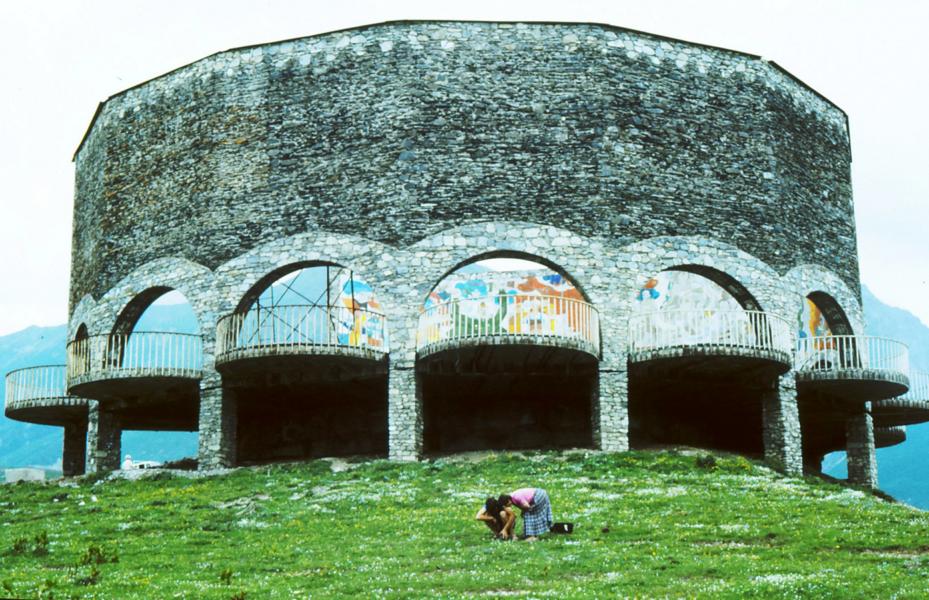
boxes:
[111,286,175,336]
[664,265,762,311]
[231,260,380,315]
[617,236,789,319]
[91,257,216,340]
[782,264,863,336]
[409,221,609,304]
[69,295,97,340]
[423,249,596,306]
[213,231,397,319]
[74,323,89,342]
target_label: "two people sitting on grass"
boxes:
[476,487,554,541]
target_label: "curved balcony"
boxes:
[66,333,203,420]
[795,336,909,403]
[872,371,929,427]
[627,310,793,374]
[416,294,600,369]
[874,425,907,449]
[216,305,388,373]
[5,365,88,426]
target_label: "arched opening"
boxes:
[113,289,200,469]
[628,268,783,456]
[223,263,388,464]
[797,292,855,470]
[418,254,598,455]
[804,292,853,336]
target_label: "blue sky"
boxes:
[1,0,926,335]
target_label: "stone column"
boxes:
[198,370,237,470]
[761,372,803,476]
[593,368,630,452]
[846,404,878,488]
[388,364,422,461]
[87,403,121,473]
[62,420,88,477]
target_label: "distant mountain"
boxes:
[0,321,197,471]
[823,285,929,508]
[0,325,69,468]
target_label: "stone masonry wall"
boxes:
[70,21,856,313]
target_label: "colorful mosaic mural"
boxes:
[332,271,386,348]
[632,271,742,314]
[420,269,590,343]
[798,297,834,349]
[631,270,750,342]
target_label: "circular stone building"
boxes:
[6,21,926,484]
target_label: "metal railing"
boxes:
[628,309,793,357]
[795,335,909,376]
[416,294,600,353]
[216,304,388,358]
[5,365,70,409]
[67,332,203,382]
[897,370,928,401]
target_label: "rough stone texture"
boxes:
[87,404,121,473]
[197,370,237,469]
[70,22,855,314]
[62,421,87,477]
[57,21,887,476]
[387,366,422,461]
[762,372,803,476]
[594,368,630,452]
[846,405,878,488]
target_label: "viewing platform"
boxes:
[795,336,909,403]
[216,305,387,364]
[5,365,88,426]
[872,371,929,427]
[627,310,793,377]
[66,332,202,429]
[416,294,600,372]
[874,425,907,449]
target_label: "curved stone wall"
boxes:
[71,21,855,313]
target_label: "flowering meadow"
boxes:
[2,450,929,598]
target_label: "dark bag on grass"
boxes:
[550,522,574,534]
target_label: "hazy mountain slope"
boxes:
[823,285,929,508]
[0,322,196,470]
[0,325,69,468]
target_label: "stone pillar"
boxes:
[388,364,422,461]
[846,404,878,488]
[87,403,121,473]
[761,372,803,476]
[62,420,88,477]
[593,368,629,452]
[198,370,237,470]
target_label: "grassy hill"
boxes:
[2,450,929,599]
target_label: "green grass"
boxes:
[2,450,929,598]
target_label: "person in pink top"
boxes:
[499,487,553,540]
